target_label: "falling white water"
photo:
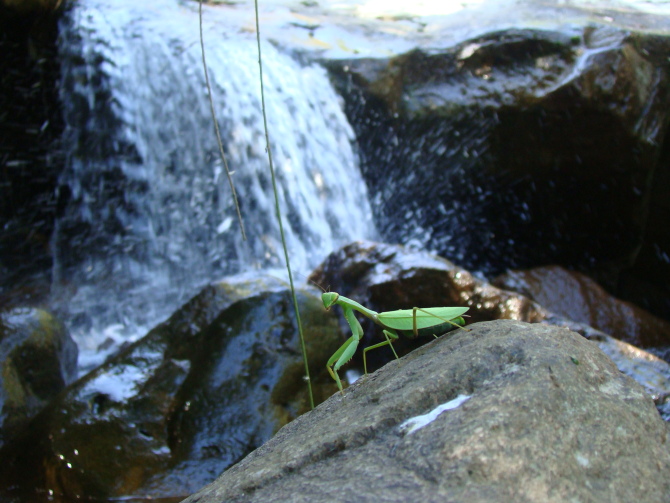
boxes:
[55,0,374,370]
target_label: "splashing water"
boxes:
[55,0,374,370]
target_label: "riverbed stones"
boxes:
[183,320,670,503]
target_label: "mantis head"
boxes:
[321,292,339,310]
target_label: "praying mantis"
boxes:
[321,292,469,392]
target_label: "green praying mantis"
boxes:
[321,292,469,392]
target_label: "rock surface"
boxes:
[183,320,670,503]
[0,2,64,304]
[1,0,62,14]
[0,308,77,447]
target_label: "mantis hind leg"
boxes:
[362,329,399,375]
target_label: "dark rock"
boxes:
[0,307,77,447]
[326,26,670,322]
[617,131,670,320]
[493,265,670,347]
[183,320,670,503]
[0,276,343,501]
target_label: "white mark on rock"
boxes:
[575,453,590,467]
[399,394,471,435]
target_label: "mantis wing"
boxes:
[377,307,469,331]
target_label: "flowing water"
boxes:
[55,0,374,371]
[50,0,670,371]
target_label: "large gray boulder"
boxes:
[183,320,670,503]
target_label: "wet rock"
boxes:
[326,25,670,322]
[0,276,343,502]
[183,320,670,503]
[493,265,670,348]
[310,240,670,405]
[0,307,77,447]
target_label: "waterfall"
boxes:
[55,0,374,369]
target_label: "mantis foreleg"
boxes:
[327,304,365,392]
[327,336,357,392]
